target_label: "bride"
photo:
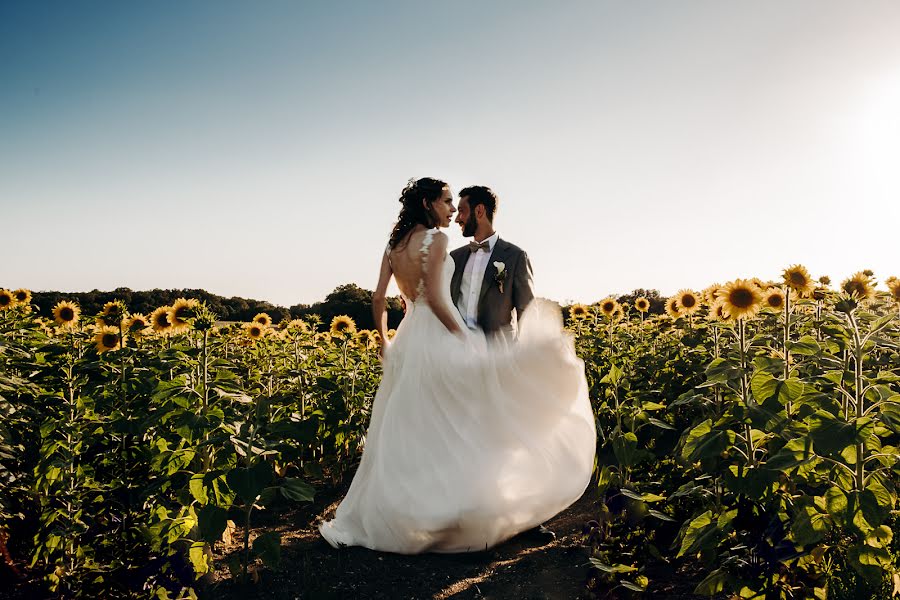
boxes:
[318,178,596,554]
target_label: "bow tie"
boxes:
[468,240,491,253]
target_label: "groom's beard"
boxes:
[463,212,478,237]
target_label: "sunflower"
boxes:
[634,297,650,313]
[97,300,126,326]
[150,306,174,334]
[330,315,357,337]
[664,296,681,319]
[841,272,875,301]
[763,288,786,310]
[94,325,123,353]
[253,312,272,327]
[124,313,150,338]
[52,300,81,328]
[707,300,731,322]
[169,298,199,333]
[245,322,267,340]
[286,319,309,333]
[676,290,701,316]
[818,276,831,286]
[0,289,14,310]
[356,329,377,348]
[569,303,590,320]
[782,265,814,297]
[702,284,724,306]
[12,289,31,306]
[887,277,900,303]
[720,279,763,321]
[598,298,619,319]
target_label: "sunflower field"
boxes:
[2,267,900,599]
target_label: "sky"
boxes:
[2,0,899,307]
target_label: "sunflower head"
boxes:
[702,284,724,306]
[764,288,786,311]
[94,325,123,353]
[356,329,377,348]
[569,303,590,320]
[886,277,900,303]
[253,312,273,327]
[169,298,199,332]
[707,300,731,322]
[634,297,650,313]
[721,279,763,321]
[286,319,309,333]
[782,265,814,297]
[676,290,700,315]
[330,315,357,337]
[0,290,14,310]
[52,301,81,328]
[598,298,619,319]
[12,289,31,306]
[245,322,268,340]
[818,276,831,286]
[124,314,150,338]
[150,306,174,334]
[96,300,127,326]
[841,272,876,301]
[664,296,681,319]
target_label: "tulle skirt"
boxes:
[318,299,596,554]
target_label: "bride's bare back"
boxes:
[388,227,434,302]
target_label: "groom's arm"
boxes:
[513,249,535,319]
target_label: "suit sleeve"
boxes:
[513,249,535,318]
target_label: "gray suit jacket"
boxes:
[450,238,535,339]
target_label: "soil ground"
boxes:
[208,480,602,600]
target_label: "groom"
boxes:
[450,185,535,342]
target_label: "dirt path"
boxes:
[211,482,601,600]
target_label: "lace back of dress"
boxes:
[414,229,436,301]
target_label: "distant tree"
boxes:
[616,288,665,315]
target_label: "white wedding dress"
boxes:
[318,229,596,553]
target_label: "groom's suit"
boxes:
[450,237,535,340]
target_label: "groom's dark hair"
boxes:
[459,186,498,222]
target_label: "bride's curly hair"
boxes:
[388,177,448,249]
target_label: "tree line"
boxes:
[11,284,665,331]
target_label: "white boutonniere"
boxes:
[493,261,507,294]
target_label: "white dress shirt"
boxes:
[457,232,499,329]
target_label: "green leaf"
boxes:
[226,460,274,504]
[677,510,719,558]
[809,411,856,456]
[189,474,209,505]
[198,505,228,544]
[791,505,832,546]
[681,420,733,461]
[253,531,281,569]
[694,568,729,596]
[648,417,675,430]
[188,541,211,577]
[648,510,676,522]
[280,478,315,502]
[789,336,821,356]
[612,432,640,468]
[589,558,636,574]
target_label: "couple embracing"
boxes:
[318,178,596,554]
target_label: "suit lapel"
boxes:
[450,248,467,306]
[478,239,509,311]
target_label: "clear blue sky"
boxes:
[2,1,899,306]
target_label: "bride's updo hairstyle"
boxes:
[388,177,448,249]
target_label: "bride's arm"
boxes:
[424,233,463,335]
[372,250,392,356]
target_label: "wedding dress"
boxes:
[318,228,596,553]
